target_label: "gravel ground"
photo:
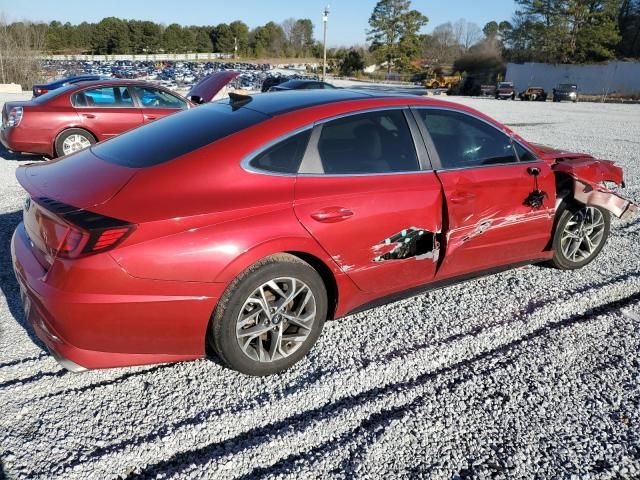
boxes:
[1,92,639,480]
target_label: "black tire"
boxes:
[549,203,610,270]
[54,128,96,158]
[209,254,327,376]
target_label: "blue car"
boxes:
[32,75,111,97]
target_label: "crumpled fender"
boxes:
[552,158,637,219]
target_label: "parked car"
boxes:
[519,87,548,102]
[2,73,236,158]
[553,84,579,103]
[11,90,636,375]
[269,79,337,91]
[495,82,516,100]
[31,75,111,97]
[261,76,289,92]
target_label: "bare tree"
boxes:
[0,16,45,88]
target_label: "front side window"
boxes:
[316,110,420,174]
[417,109,517,169]
[249,130,311,174]
[73,86,133,108]
[132,87,187,109]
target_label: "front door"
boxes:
[129,86,188,124]
[294,108,443,294]
[413,107,556,279]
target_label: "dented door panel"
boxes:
[435,163,556,279]
[294,173,443,293]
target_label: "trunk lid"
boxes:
[16,148,138,209]
[186,71,240,104]
[16,149,138,270]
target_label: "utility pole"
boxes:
[322,5,330,81]
[234,36,238,59]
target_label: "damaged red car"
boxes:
[11,90,637,375]
[1,72,239,158]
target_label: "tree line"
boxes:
[7,16,318,58]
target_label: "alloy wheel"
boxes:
[235,277,317,363]
[560,206,606,263]
[62,134,91,155]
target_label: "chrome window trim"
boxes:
[411,106,541,171]
[242,105,434,178]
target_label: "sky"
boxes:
[0,0,517,47]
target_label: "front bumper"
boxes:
[11,222,223,371]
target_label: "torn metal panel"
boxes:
[372,227,439,263]
[552,157,637,219]
[573,179,637,219]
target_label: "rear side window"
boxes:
[92,103,269,168]
[249,130,311,174]
[316,110,419,174]
[72,87,133,108]
[417,109,517,169]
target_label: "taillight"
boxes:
[6,107,23,128]
[35,197,135,259]
[34,87,48,96]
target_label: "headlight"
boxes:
[570,92,577,98]
[6,107,23,128]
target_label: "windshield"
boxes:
[558,84,577,90]
[499,83,512,88]
[31,84,76,104]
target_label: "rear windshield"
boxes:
[91,102,269,168]
[32,84,77,104]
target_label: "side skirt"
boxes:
[343,258,550,317]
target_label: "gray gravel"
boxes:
[1,93,639,480]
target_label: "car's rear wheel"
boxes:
[55,128,96,157]
[549,204,610,270]
[209,254,327,376]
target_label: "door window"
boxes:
[132,87,187,109]
[417,109,517,169]
[316,110,419,174]
[72,86,134,107]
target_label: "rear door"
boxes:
[294,108,443,294]
[413,107,556,279]
[129,86,188,123]
[72,86,143,140]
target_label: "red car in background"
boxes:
[11,90,637,376]
[1,72,239,158]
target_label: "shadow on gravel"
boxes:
[122,291,640,479]
[0,144,45,162]
[45,269,640,477]
[0,210,46,353]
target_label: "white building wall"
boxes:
[505,61,640,95]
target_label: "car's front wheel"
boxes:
[550,204,610,270]
[209,254,327,376]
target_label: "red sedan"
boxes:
[11,90,636,375]
[1,72,238,158]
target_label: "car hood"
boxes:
[16,148,138,210]
[186,71,241,103]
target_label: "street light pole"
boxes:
[322,5,330,81]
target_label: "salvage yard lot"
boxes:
[1,92,639,479]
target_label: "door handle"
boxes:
[144,115,157,121]
[310,207,354,223]
[81,113,95,119]
[450,192,476,205]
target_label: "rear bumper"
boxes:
[11,222,224,371]
[1,126,52,156]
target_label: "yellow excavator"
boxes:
[424,74,462,90]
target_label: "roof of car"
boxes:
[67,79,172,89]
[217,89,421,116]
